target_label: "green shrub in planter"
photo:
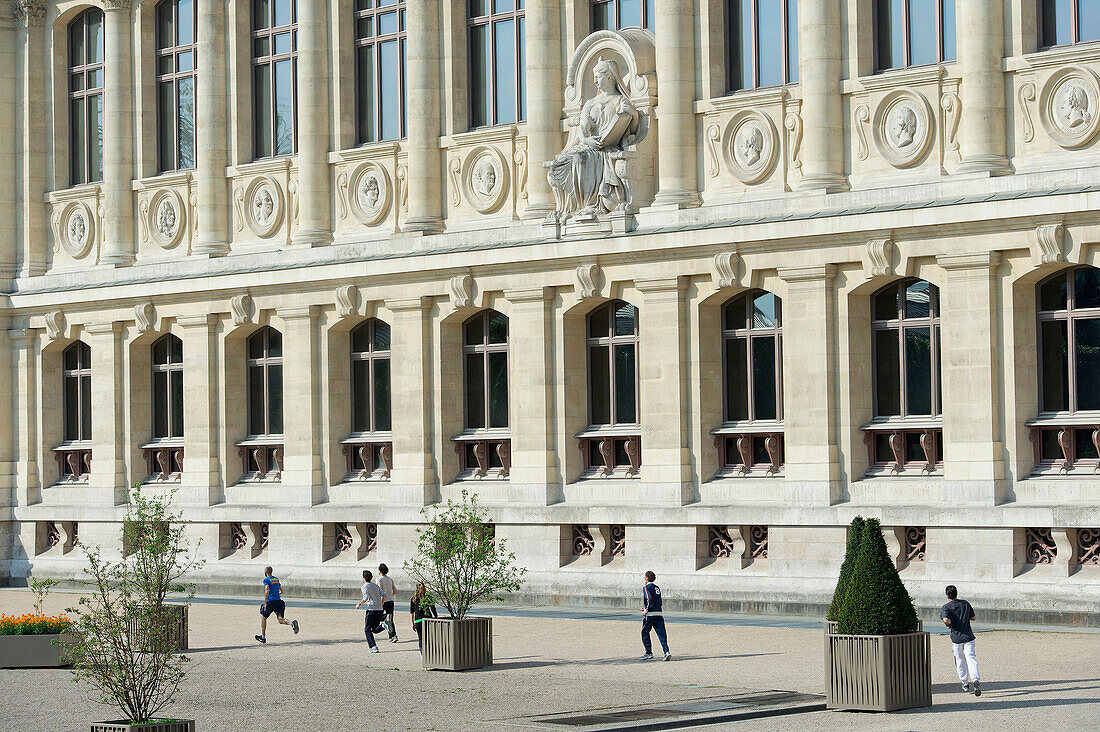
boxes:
[836,518,918,635]
[826,517,864,622]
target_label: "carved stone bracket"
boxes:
[134,302,157,333]
[231,294,253,325]
[1031,223,1066,266]
[863,238,895,278]
[575,263,602,299]
[448,274,475,309]
[43,310,65,341]
[712,250,741,290]
[335,284,360,317]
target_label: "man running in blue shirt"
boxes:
[256,566,300,644]
[639,570,671,661]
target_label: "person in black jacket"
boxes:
[640,570,671,661]
[410,582,437,652]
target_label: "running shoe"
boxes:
[664,652,672,661]
[973,681,981,696]
[638,653,653,660]
[291,620,299,634]
[255,635,266,644]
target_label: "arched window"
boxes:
[63,341,92,442]
[469,0,525,128]
[1037,266,1100,414]
[247,327,283,436]
[587,300,638,426]
[151,334,184,439]
[350,319,391,433]
[252,0,297,158]
[871,278,941,418]
[728,0,798,91]
[69,9,104,185]
[1040,0,1100,48]
[874,0,956,72]
[156,0,196,172]
[463,310,509,430]
[355,0,406,143]
[591,0,654,30]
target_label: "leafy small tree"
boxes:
[30,575,61,616]
[66,486,202,724]
[836,518,919,635]
[403,490,527,620]
[826,516,864,621]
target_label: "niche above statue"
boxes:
[543,29,657,238]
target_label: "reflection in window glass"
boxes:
[63,342,92,442]
[252,0,296,158]
[469,0,525,128]
[355,0,406,143]
[875,0,955,71]
[587,301,639,426]
[463,311,510,430]
[247,327,284,436]
[1041,0,1100,48]
[1037,268,1100,413]
[591,0,653,30]
[871,279,941,418]
[728,0,798,91]
[351,319,392,433]
[151,334,185,439]
[723,290,782,424]
[155,0,197,172]
[69,9,105,185]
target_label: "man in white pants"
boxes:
[940,585,980,696]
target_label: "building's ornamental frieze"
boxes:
[48,186,103,264]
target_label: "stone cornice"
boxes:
[634,276,684,294]
[101,0,133,11]
[175,313,217,328]
[274,305,317,320]
[503,287,553,303]
[84,321,123,335]
[384,296,433,313]
[777,264,837,283]
[936,251,1001,272]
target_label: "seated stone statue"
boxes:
[544,57,643,222]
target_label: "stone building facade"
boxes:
[1,0,1099,623]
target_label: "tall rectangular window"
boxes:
[156,0,197,173]
[355,0,407,144]
[591,0,654,30]
[874,0,955,72]
[1041,0,1100,48]
[252,0,298,159]
[728,0,798,92]
[469,0,525,128]
[69,9,105,186]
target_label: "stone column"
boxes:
[937,252,1005,503]
[0,23,16,281]
[0,320,13,539]
[100,0,136,267]
[386,297,435,503]
[9,329,39,505]
[178,314,220,505]
[86,322,126,504]
[292,0,333,246]
[956,0,1011,176]
[797,0,846,192]
[522,0,562,219]
[16,1,48,276]
[651,0,700,208]
[777,265,840,503]
[504,288,557,502]
[403,0,443,234]
[193,0,230,256]
[276,307,323,504]
[636,277,692,504]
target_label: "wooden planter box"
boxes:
[0,632,78,668]
[422,617,492,671]
[90,720,195,732]
[824,622,932,711]
[128,605,188,652]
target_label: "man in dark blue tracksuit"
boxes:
[640,570,671,661]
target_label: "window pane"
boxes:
[1082,2,1100,43]
[470,24,491,127]
[1076,268,1100,309]
[874,285,898,320]
[274,0,292,26]
[268,364,283,434]
[908,0,938,66]
[1076,318,1100,410]
[170,368,184,437]
[170,335,183,362]
[757,0,782,87]
[357,45,376,143]
[494,0,513,11]
[752,292,778,328]
[249,365,265,434]
[352,359,370,431]
[875,328,901,416]
[1041,0,1071,47]
[178,76,195,170]
[373,321,390,351]
[351,324,370,354]
[465,314,485,345]
[158,83,175,171]
[274,31,293,53]
[470,0,490,17]
[64,345,78,371]
[518,16,525,121]
[620,0,642,28]
[379,39,400,140]
[786,0,799,82]
[589,308,609,338]
[254,65,273,158]
[153,337,168,364]
[724,337,748,421]
[941,0,956,61]
[905,326,932,415]
[379,10,398,34]
[89,94,103,183]
[178,0,194,43]
[80,374,92,440]
[71,98,86,184]
[248,332,264,359]
[613,343,636,424]
[752,336,778,420]
[732,0,752,90]
[488,351,508,428]
[593,1,612,31]
[64,376,79,441]
[267,328,282,357]
[273,58,294,156]
[1077,428,1099,459]
[724,297,747,330]
[374,358,391,431]
[589,344,610,425]
[70,18,85,67]
[1040,320,1068,412]
[1039,274,1068,311]
[876,0,905,70]
[493,19,517,124]
[905,280,931,319]
[488,312,508,343]
[88,12,103,62]
[466,353,486,429]
[614,303,636,336]
[153,370,169,438]
[254,0,271,29]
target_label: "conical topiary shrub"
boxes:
[827,516,864,622]
[836,518,918,635]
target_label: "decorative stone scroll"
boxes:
[1031,223,1066,266]
[543,29,656,235]
[575,263,602,299]
[44,310,65,341]
[335,284,360,317]
[134,302,157,333]
[711,250,741,290]
[448,274,475,309]
[231,294,253,325]
[863,238,895,278]
[1039,66,1100,148]
[873,89,934,168]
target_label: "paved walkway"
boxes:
[1,589,1098,731]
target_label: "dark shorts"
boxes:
[383,600,395,615]
[260,599,286,618]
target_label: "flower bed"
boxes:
[0,614,77,668]
[0,613,72,635]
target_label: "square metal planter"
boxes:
[421,617,492,671]
[90,720,195,732]
[128,605,188,652]
[824,622,932,711]
[0,633,78,668]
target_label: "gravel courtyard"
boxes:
[1,588,1097,731]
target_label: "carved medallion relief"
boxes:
[462,147,509,214]
[873,90,934,168]
[1039,67,1100,148]
[55,201,95,259]
[724,110,779,184]
[146,189,187,249]
[348,163,392,225]
[236,177,285,238]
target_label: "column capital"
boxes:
[101,0,133,11]
[385,296,433,313]
[504,287,554,304]
[936,251,1001,272]
[778,264,837,284]
[12,0,47,27]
